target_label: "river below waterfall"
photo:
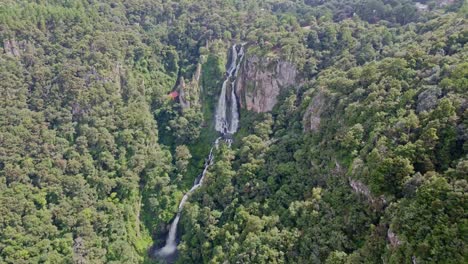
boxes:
[152,44,243,263]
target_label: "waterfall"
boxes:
[215,44,244,135]
[154,45,243,262]
[154,138,219,260]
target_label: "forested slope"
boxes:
[177,7,467,262]
[0,1,180,262]
[0,0,466,263]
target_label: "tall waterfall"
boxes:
[215,44,244,134]
[154,44,243,262]
[154,138,220,260]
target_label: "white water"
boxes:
[154,138,220,259]
[155,45,243,261]
[215,44,244,134]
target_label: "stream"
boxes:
[153,44,244,262]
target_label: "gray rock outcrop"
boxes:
[303,92,326,132]
[235,56,298,112]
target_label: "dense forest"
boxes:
[0,0,466,263]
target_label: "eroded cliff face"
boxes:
[3,39,22,57]
[3,38,35,58]
[303,91,327,132]
[177,62,202,110]
[235,55,298,113]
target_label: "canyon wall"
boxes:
[235,55,298,113]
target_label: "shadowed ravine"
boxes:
[152,44,244,263]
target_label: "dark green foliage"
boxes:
[0,0,466,263]
[174,2,467,264]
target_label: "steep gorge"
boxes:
[1,1,466,264]
[153,44,246,263]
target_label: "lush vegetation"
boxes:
[0,0,466,263]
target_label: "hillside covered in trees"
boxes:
[0,0,466,263]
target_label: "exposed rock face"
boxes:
[177,77,190,109]
[437,0,455,7]
[235,55,298,112]
[349,177,387,211]
[303,92,326,132]
[387,228,402,248]
[177,63,202,110]
[73,237,86,264]
[349,179,372,200]
[415,2,429,11]
[3,39,22,57]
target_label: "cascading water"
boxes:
[215,44,244,134]
[153,44,243,262]
[154,138,220,261]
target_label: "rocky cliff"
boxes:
[235,55,298,113]
[3,39,33,58]
[3,39,22,57]
[177,62,202,110]
[303,91,327,132]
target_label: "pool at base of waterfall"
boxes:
[153,243,178,264]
